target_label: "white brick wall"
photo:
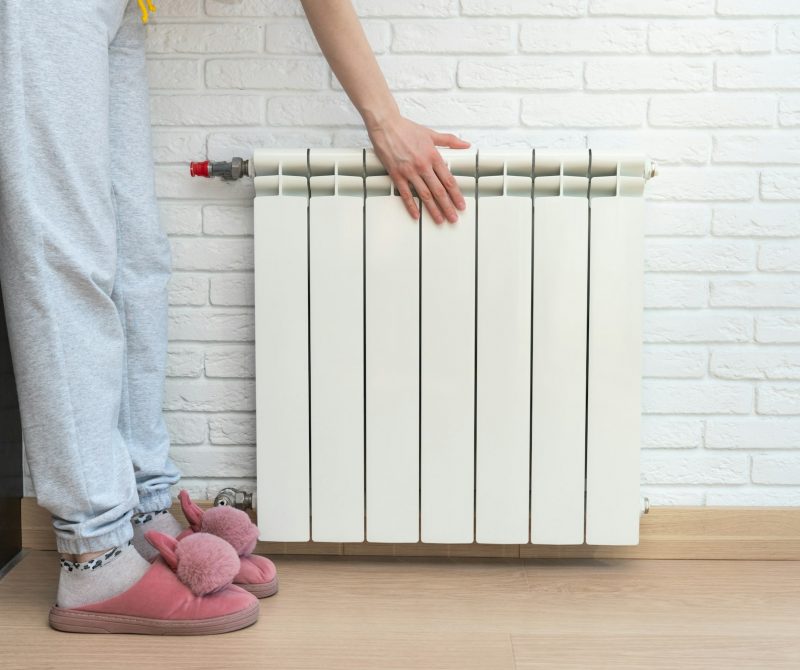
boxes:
[25,0,800,508]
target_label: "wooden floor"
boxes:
[1,550,799,669]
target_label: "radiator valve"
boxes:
[190,157,250,180]
[213,487,254,510]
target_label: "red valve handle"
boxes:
[189,160,210,177]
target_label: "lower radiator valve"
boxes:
[190,157,250,180]
[213,487,254,510]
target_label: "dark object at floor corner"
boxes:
[0,288,22,573]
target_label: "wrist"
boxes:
[361,100,401,133]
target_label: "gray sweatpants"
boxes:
[0,0,181,554]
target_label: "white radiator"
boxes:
[252,148,655,546]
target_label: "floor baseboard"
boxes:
[22,497,800,560]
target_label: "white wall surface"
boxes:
[25,0,800,507]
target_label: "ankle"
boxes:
[60,547,114,563]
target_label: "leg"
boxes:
[108,1,181,516]
[0,0,138,556]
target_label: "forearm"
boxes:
[298,0,399,130]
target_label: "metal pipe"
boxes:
[213,487,254,510]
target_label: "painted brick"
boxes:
[458,58,581,89]
[716,58,800,90]
[643,312,752,343]
[170,238,253,271]
[462,0,586,16]
[168,309,255,341]
[520,20,645,53]
[779,96,800,126]
[206,58,327,89]
[643,346,707,378]
[756,314,800,344]
[152,130,206,164]
[643,380,753,414]
[586,59,711,91]
[644,239,755,272]
[168,273,208,306]
[522,94,646,127]
[266,20,390,53]
[147,58,201,89]
[757,384,800,414]
[203,205,254,236]
[205,346,256,378]
[640,453,749,484]
[209,274,256,306]
[710,279,800,308]
[151,94,263,126]
[590,0,714,16]
[205,0,304,17]
[706,417,800,448]
[759,241,800,272]
[164,412,208,446]
[712,205,800,236]
[164,379,255,412]
[761,169,800,200]
[777,22,800,52]
[644,276,709,309]
[160,204,202,236]
[649,94,776,127]
[209,415,257,445]
[752,455,800,484]
[644,203,711,236]
[713,132,800,164]
[717,0,800,17]
[393,21,515,53]
[711,347,800,380]
[649,21,772,53]
[644,168,756,201]
[166,347,205,377]
[146,24,263,53]
[641,416,704,448]
[334,57,456,91]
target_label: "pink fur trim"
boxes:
[178,489,260,556]
[174,532,241,596]
[201,506,260,557]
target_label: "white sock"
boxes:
[130,508,184,561]
[56,541,150,609]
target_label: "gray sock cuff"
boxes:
[59,540,133,573]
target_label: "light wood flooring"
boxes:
[1,550,799,669]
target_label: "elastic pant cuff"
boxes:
[133,488,174,516]
[55,518,134,556]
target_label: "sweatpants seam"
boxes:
[110,180,134,452]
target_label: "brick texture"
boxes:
[23,0,798,508]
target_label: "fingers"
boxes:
[432,155,466,212]
[391,173,419,221]
[432,131,471,149]
[409,172,448,225]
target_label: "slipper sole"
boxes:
[237,575,279,598]
[48,598,259,635]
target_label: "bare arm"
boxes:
[299,0,469,223]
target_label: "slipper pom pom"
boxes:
[201,505,259,556]
[174,532,240,596]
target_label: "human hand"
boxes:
[366,113,471,224]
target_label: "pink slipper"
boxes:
[175,489,278,598]
[49,530,259,635]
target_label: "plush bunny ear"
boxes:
[144,530,179,570]
[178,489,204,532]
